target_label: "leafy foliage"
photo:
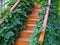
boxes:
[29,0,47,45]
[0,0,34,45]
[29,0,60,45]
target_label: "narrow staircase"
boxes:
[15,4,41,45]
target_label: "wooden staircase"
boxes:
[15,4,41,45]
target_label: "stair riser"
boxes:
[19,32,32,38]
[15,40,29,45]
[29,16,39,19]
[26,20,38,24]
[29,13,39,16]
[25,26,33,30]
[32,9,41,13]
[29,13,39,19]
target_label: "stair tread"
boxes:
[23,30,33,31]
[17,38,40,41]
[21,30,34,33]
[18,38,30,41]
[26,19,38,24]
[27,24,36,26]
[28,14,39,19]
[19,30,34,38]
[27,19,39,21]
[29,15,39,17]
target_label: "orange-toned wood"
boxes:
[40,6,50,45]
[0,0,21,25]
[29,15,39,19]
[10,0,21,11]
[40,32,45,45]
[29,14,39,18]
[33,9,41,13]
[19,32,32,38]
[26,19,38,24]
[40,0,51,45]
[15,4,40,45]
[19,31,33,38]
[15,40,29,45]
[25,26,33,30]
[26,21,37,24]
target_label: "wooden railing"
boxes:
[0,0,21,25]
[39,0,51,45]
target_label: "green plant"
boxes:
[29,0,60,45]
[0,0,34,45]
[0,0,17,18]
[29,0,47,45]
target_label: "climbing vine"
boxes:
[29,0,60,45]
[0,0,34,45]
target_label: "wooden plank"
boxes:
[39,0,51,45]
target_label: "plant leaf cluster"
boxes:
[0,0,34,45]
[29,0,60,45]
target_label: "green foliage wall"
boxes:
[29,0,60,45]
[0,0,34,45]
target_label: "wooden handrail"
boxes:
[10,0,21,11]
[39,0,51,45]
[0,0,21,25]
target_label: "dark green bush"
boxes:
[0,0,34,45]
[29,0,60,45]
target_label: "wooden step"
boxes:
[29,13,39,16]
[27,24,36,26]
[32,8,41,15]
[15,38,29,45]
[25,26,33,30]
[15,41,29,45]
[26,19,39,24]
[19,30,34,38]
[32,9,41,13]
[25,24,36,30]
[28,19,39,21]
[15,38,40,45]
[29,15,39,19]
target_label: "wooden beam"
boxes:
[39,0,51,45]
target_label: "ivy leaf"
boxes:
[4,31,14,39]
